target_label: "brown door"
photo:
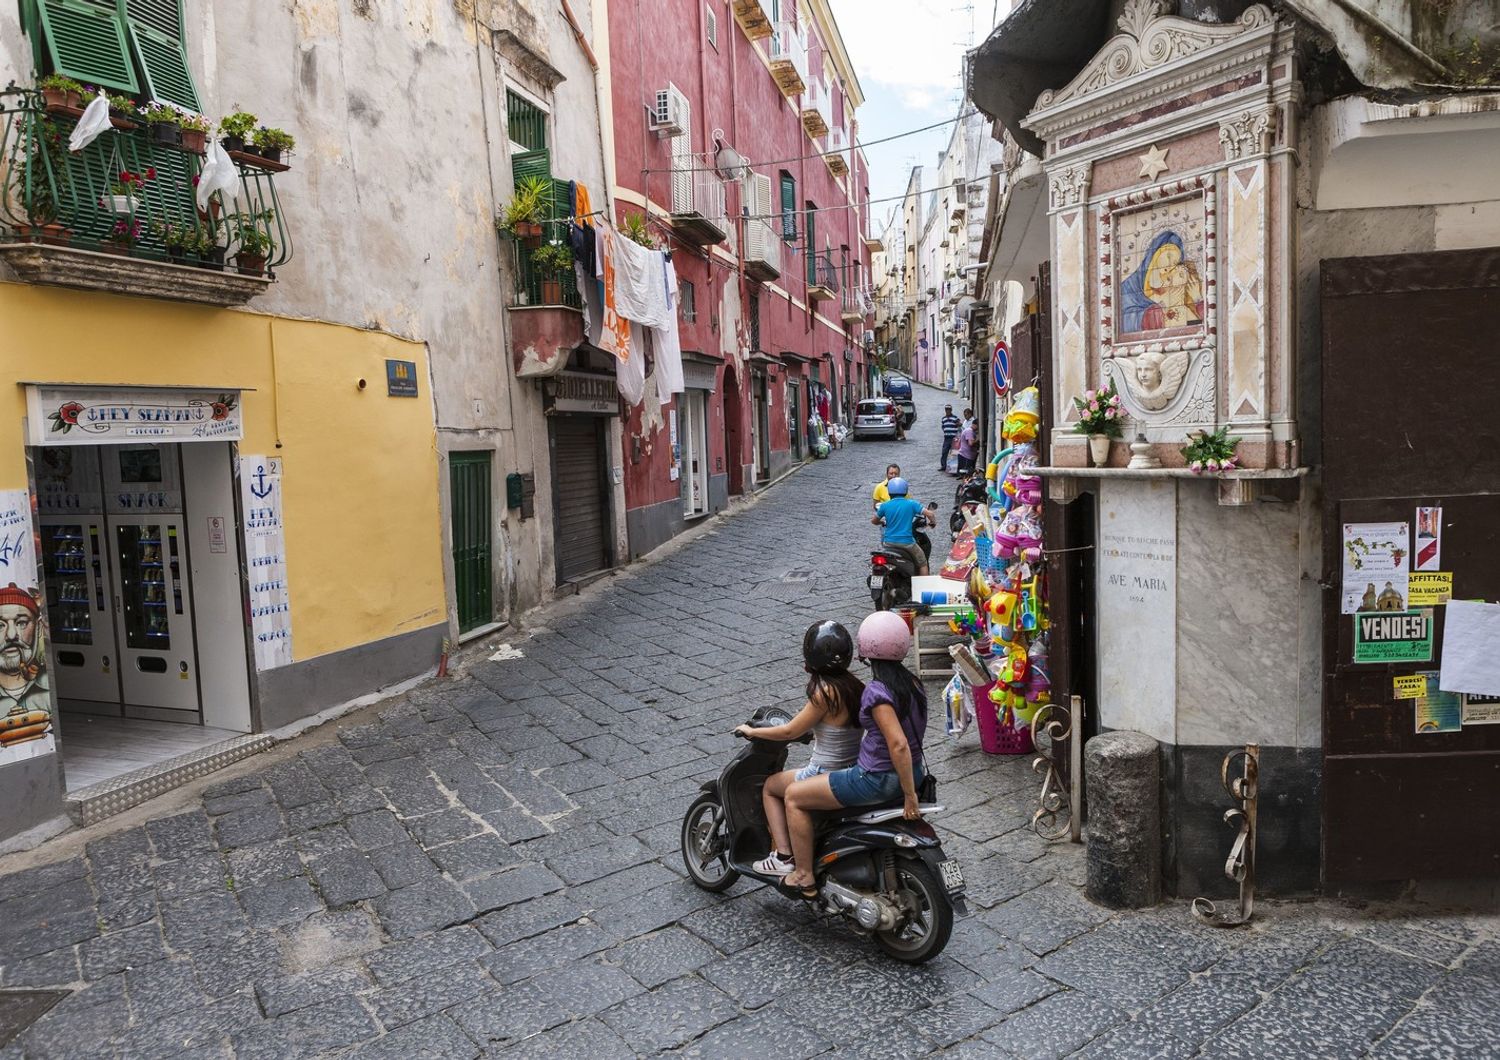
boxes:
[551,416,612,584]
[1321,247,1500,882]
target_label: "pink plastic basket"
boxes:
[974,683,1034,756]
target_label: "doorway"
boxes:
[722,370,744,496]
[681,389,711,519]
[787,379,803,461]
[448,450,493,634]
[551,415,613,584]
[752,371,771,484]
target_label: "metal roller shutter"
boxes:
[552,417,610,583]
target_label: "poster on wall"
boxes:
[1411,672,1461,734]
[1437,600,1500,697]
[1352,610,1432,665]
[668,411,680,482]
[0,489,54,764]
[1340,522,1410,615]
[1462,692,1500,726]
[1413,506,1442,571]
[239,456,293,671]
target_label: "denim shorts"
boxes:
[827,762,925,807]
[794,762,834,783]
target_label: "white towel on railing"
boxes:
[67,96,111,153]
[196,139,238,212]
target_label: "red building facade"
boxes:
[606,0,876,558]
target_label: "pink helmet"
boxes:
[858,610,912,661]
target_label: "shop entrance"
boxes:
[31,440,253,788]
[681,389,710,519]
[550,415,612,584]
[752,371,771,484]
[722,370,744,496]
[787,379,803,460]
[1320,247,1500,883]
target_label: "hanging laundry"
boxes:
[594,224,632,361]
[654,254,685,403]
[616,324,647,406]
[68,95,111,152]
[611,235,684,402]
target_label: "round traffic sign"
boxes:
[992,341,1011,396]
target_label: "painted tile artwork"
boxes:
[1115,193,1208,340]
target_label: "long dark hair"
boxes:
[807,670,864,727]
[867,658,926,721]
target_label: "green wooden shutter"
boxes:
[779,172,796,242]
[805,202,817,285]
[123,0,199,109]
[511,148,551,186]
[35,0,138,93]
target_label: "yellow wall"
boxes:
[0,282,446,662]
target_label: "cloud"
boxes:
[829,0,971,99]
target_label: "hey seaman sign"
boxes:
[1354,609,1434,665]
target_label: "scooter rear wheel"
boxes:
[681,793,740,892]
[874,858,953,963]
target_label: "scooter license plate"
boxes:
[939,859,965,893]
[868,574,884,590]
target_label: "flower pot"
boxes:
[540,279,563,304]
[99,243,131,257]
[41,87,70,110]
[149,122,181,147]
[180,128,207,154]
[1088,434,1112,466]
[167,246,186,263]
[14,221,73,247]
[103,194,139,214]
[221,133,246,153]
[196,247,226,271]
[253,144,282,164]
[196,198,223,224]
[235,251,267,276]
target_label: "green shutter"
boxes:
[550,178,573,221]
[805,203,817,284]
[506,91,547,152]
[511,148,551,185]
[779,172,796,242]
[124,0,199,109]
[35,0,138,93]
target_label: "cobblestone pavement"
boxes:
[2,385,1497,1058]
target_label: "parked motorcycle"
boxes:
[680,706,965,962]
[949,473,988,534]
[869,505,937,610]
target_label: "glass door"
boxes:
[40,519,121,706]
[111,516,199,714]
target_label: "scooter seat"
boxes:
[825,796,904,822]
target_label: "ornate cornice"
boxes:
[1049,165,1091,210]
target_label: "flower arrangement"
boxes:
[1181,426,1240,473]
[230,210,276,256]
[138,102,181,126]
[1070,380,1124,438]
[151,220,196,256]
[178,112,211,133]
[103,217,142,248]
[109,167,155,196]
[38,74,83,108]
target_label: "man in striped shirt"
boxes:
[939,405,962,472]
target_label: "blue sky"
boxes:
[829,0,1010,234]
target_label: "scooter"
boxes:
[950,474,988,534]
[680,706,966,963]
[868,506,938,610]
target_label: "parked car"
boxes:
[882,374,917,428]
[853,398,901,439]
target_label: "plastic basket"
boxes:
[974,534,1006,578]
[974,683,1035,756]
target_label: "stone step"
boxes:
[64,734,275,827]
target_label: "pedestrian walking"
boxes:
[939,404,961,472]
[956,417,978,475]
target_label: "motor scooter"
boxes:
[680,706,966,963]
[868,504,938,610]
[949,473,988,534]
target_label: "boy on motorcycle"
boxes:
[871,477,934,576]
[781,611,928,895]
[733,621,864,876]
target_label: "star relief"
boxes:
[1138,144,1169,182]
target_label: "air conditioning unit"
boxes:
[651,84,689,138]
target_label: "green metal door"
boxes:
[449,451,492,633]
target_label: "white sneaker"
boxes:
[753,851,795,875]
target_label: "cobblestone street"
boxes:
[0,385,1495,1058]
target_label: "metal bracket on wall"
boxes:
[1030,694,1083,843]
[1191,743,1259,928]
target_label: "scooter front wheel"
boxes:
[875,858,954,963]
[681,794,740,892]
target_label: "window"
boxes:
[506,89,548,153]
[748,292,761,352]
[679,279,697,323]
[705,4,718,48]
[779,171,797,242]
[30,0,200,109]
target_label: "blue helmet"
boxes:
[887,477,909,497]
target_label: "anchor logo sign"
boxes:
[249,465,274,500]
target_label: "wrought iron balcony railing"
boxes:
[512,217,582,310]
[806,251,838,300]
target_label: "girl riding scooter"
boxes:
[781,611,928,895]
[732,621,863,876]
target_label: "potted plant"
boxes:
[1180,426,1241,474]
[621,211,656,249]
[1070,380,1124,466]
[102,167,153,213]
[178,112,211,154]
[105,93,139,127]
[100,217,142,256]
[152,220,195,262]
[532,241,573,304]
[497,175,549,247]
[250,127,295,165]
[229,210,275,275]
[218,109,257,153]
[39,74,82,110]
[191,224,226,271]
[138,102,182,147]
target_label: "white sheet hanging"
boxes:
[67,96,112,153]
[195,139,239,212]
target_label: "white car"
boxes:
[852,398,900,440]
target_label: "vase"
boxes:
[1088,434,1112,467]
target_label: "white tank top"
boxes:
[808,719,862,770]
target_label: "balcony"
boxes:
[800,80,830,139]
[744,219,781,282]
[768,21,808,98]
[840,286,872,323]
[670,158,728,246]
[806,252,838,301]
[512,219,582,309]
[731,0,774,40]
[822,126,850,177]
[0,90,289,307]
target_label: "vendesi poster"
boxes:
[1412,672,1461,734]
[1341,522,1409,615]
[239,456,293,671]
[0,489,55,764]
[1353,609,1432,664]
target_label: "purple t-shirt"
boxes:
[857,680,927,773]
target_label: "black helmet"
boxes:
[803,620,854,675]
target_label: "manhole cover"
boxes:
[0,990,69,1048]
[781,569,814,584]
